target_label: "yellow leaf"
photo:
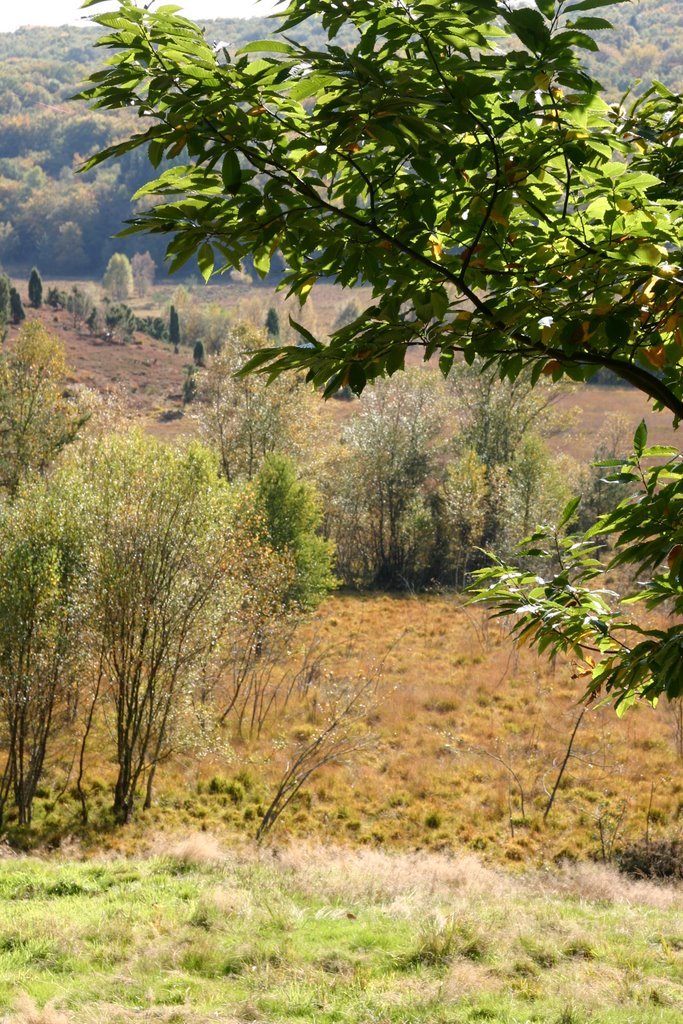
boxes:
[541,359,562,375]
[644,345,666,369]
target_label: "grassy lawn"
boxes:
[0,841,681,1024]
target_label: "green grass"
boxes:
[0,843,681,1024]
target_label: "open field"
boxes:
[10,593,682,866]
[0,843,681,1024]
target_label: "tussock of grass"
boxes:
[5,996,70,1024]
[268,842,511,910]
[539,859,683,909]
[154,831,227,868]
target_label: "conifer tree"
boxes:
[265,306,280,341]
[0,274,10,330]
[169,304,181,351]
[193,340,205,367]
[9,288,25,325]
[28,268,43,309]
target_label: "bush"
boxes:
[46,287,68,310]
[208,777,244,804]
[617,839,683,880]
[254,453,336,609]
[136,315,167,340]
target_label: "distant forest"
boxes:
[0,1,680,278]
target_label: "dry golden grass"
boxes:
[4,997,70,1024]
[187,592,682,864]
[154,831,227,867]
[269,842,511,907]
[42,592,679,866]
[6,586,667,886]
[538,860,683,909]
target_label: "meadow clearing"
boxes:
[0,839,682,1024]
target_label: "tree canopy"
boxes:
[80,0,682,403]
[80,0,683,710]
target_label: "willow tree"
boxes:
[0,478,87,827]
[80,0,683,708]
[0,322,88,494]
[81,433,244,822]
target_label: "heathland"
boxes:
[0,6,682,1024]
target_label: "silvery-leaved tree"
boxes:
[79,0,683,709]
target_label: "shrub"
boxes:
[46,287,68,310]
[617,839,683,880]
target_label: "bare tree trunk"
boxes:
[76,661,104,826]
[543,706,586,822]
[143,764,156,811]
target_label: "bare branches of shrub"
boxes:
[256,670,379,842]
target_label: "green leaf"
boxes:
[237,347,280,376]
[559,496,581,529]
[640,446,680,458]
[222,152,241,194]
[91,13,133,29]
[237,40,295,54]
[288,317,321,350]
[534,0,555,17]
[253,250,271,277]
[439,351,454,377]
[286,75,336,102]
[603,314,631,346]
[430,289,449,320]
[197,243,214,282]
[566,0,617,10]
[569,16,613,29]
[615,692,637,717]
[148,140,164,170]
[633,420,648,458]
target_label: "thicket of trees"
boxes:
[0,323,344,830]
[318,365,574,590]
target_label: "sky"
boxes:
[0,1,280,33]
